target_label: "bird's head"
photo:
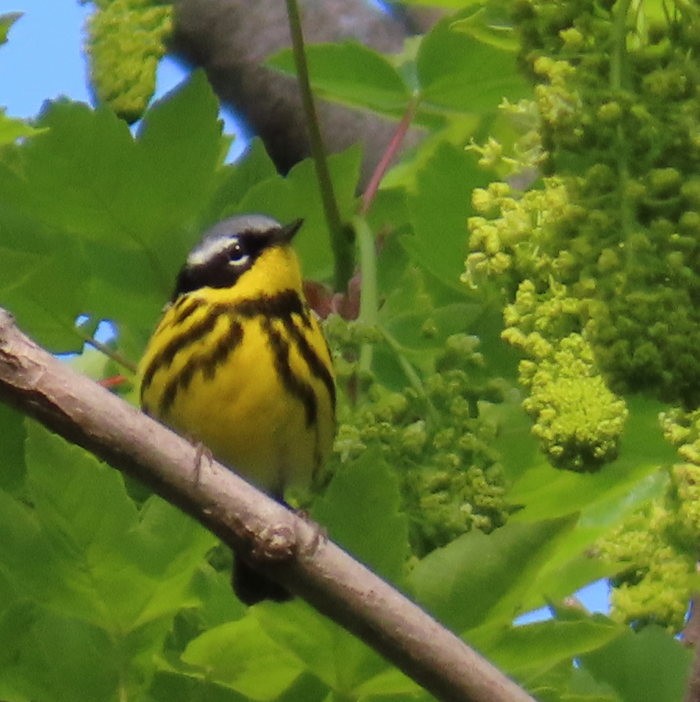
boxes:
[173,215,304,301]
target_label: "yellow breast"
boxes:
[139,247,335,496]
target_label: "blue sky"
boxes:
[3,1,93,118]
[2,1,611,621]
[2,1,246,155]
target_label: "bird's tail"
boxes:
[232,553,292,605]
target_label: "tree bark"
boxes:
[170,0,440,185]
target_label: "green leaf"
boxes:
[187,562,247,630]
[469,616,624,679]
[353,667,424,699]
[503,398,676,611]
[134,70,228,246]
[267,42,411,118]
[0,403,26,493]
[451,5,519,52]
[0,100,135,241]
[0,109,43,145]
[521,554,616,617]
[313,446,409,583]
[526,661,620,702]
[408,516,576,632]
[416,11,530,115]
[150,671,247,702]
[0,600,36,669]
[207,137,279,222]
[0,475,92,620]
[0,11,21,44]
[403,142,488,288]
[255,600,387,695]
[487,398,546,483]
[0,72,228,350]
[126,497,218,626]
[12,422,215,629]
[182,614,305,700]
[382,302,483,354]
[253,602,340,689]
[26,420,139,555]
[580,626,692,702]
[0,421,219,700]
[3,609,127,702]
[0,214,90,351]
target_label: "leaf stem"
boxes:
[378,327,440,424]
[360,96,419,216]
[75,326,137,374]
[354,215,438,422]
[285,0,353,290]
[354,215,378,375]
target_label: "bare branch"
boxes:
[0,308,534,702]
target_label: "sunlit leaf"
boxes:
[416,10,530,115]
[451,5,519,52]
[182,615,304,700]
[255,600,388,695]
[0,11,21,44]
[469,616,624,679]
[408,516,576,631]
[313,446,409,582]
[403,142,488,288]
[267,41,411,117]
[0,108,43,145]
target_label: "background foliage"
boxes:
[0,1,697,701]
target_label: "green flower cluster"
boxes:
[597,408,700,632]
[600,504,695,633]
[468,179,630,471]
[327,321,511,557]
[522,332,627,470]
[467,0,700,416]
[86,0,173,122]
[661,408,700,544]
[501,279,628,469]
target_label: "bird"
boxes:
[138,214,336,604]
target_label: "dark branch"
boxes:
[170,0,438,186]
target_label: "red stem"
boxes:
[360,98,418,215]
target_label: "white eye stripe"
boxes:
[188,235,242,267]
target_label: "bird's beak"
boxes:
[274,218,304,245]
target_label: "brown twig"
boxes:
[80,332,138,374]
[0,308,534,702]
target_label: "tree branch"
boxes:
[170,0,436,186]
[0,308,534,702]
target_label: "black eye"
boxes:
[228,241,246,262]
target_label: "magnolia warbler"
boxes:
[139,214,336,604]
